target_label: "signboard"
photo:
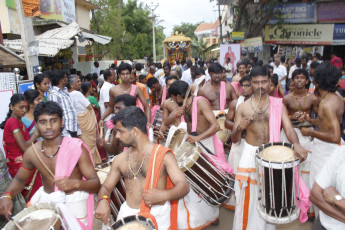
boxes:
[333,24,345,45]
[0,73,17,91]
[220,44,241,69]
[264,24,334,45]
[18,80,35,94]
[22,0,40,17]
[241,37,263,54]
[231,32,245,40]
[318,2,345,22]
[268,3,316,24]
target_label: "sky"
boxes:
[138,0,219,37]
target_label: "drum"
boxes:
[175,142,234,206]
[3,203,65,230]
[255,142,301,224]
[168,128,187,153]
[152,110,169,140]
[96,161,126,220]
[216,113,231,144]
[112,214,156,230]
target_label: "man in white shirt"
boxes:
[99,69,115,125]
[181,60,193,85]
[273,57,287,91]
[223,57,233,81]
[159,62,171,87]
[288,58,302,79]
[91,61,100,77]
[310,145,345,230]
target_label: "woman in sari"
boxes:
[0,94,42,202]
[21,89,42,137]
[34,73,50,102]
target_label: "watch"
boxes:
[332,194,343,207]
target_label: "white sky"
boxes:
[138,0,219,37]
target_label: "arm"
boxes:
[136,87,151,124]
[231,105,250,143]
[98,129,123,155]
[55,145,101,194]
[13,131,39,153]
[142,151,189,205]
[229,84,238,100]
[224,100,237,130]
[278,84,285,97]
[100,88,115,124]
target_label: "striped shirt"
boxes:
[48,86,80,137]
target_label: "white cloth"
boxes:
[165,122,187,148]
[224,62,233,79]
[181,68,193,86]
[315,145,345,230]
[192,75,206,96]
[233,141,276,230]
[99,81,113,122]
[159,74,167,87]
[117,201,171,230]
[155,69,163,78]
[288,64,302,79]
[69,91,90,115]
[205,69,211,83]
[91,67,100,77]
[30,186,87,229]
[199,135,215,156]
[273,64,287,87]
[177,189,219,229]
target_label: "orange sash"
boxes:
[138,144,178,230]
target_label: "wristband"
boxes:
[0,196,12,200]
[98,195,110,204]
[2,192,13,197]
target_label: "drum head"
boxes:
[216,115,231,143]
[168,128,187,153]
[113,215,156,230]
[174,142,201,172]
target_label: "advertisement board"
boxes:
[220,44,241,68]
[241,37,263,54]
[333,24,345,45]
[318,2,345,22]
[268,3,316,24]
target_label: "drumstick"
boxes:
[100,126,104,139]
[182,86,192,108]
[9,215,23,230]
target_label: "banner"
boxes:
[318,2,345,22]
[231,32,244,40]
[333,24,345,45]
[241,37,263,54]
[220,44,241,69]
[264,24,334,45]
[268,3,315,24]
[22,0,40,17]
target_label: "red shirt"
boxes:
[331,56,343,69]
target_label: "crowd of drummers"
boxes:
[0,52,345,230]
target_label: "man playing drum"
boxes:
[299,62,344,216]
[231,65,309,230]
[95,106,189,230]
[0,101,101,229]
[282,69,319,190]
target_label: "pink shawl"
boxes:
[268,96,310,223]
[192,96,232,173]
[55,137,94,230]
[231,82,242,96]
[130,84,144,112]
[220,81,226,111]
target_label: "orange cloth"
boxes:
[136,82,150,100]
[147,73,154,81]
[138,144,178,230]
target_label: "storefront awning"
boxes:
[0,44,25,67]
[81,31,112,45]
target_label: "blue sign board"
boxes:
[333,24,345,45]
[268,3,316,24]
[18,81,35,94]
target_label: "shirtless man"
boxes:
[190,67,206,96]
[231,65,309,230]
[282,69,319,189]
[0,101,100,229]
[232,62,247,82]
[299,62,344,216]
[95,106,189,229]
[198,63,237,113]
[99,63,151,128]
[98,94,136,155]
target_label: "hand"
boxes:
[291,111,303,121]
[185,135,199,144]
[55,178,80,193]
[156,130,165,140]
[238,117,252,132]
[143,189,167,206]
[175,107,184,118]
[99,119,104,129]
[97,137,104,148]
[293,143,310,162]
[301,127,311,137]
[0,197,13,221]
[95,199,111,224]
[298,112,310,123]
[323,187,339,205]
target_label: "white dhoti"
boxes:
[199,136,216,155]
[233,141,275,230]
[165,122,187,148]
[117,201,171,230]
[177,189,219,229]
[30,186,89,229]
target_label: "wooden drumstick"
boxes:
[182,86,192,107]
[9,215,23,230]
[100,126,104,139]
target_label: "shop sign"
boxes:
[333,24,345,45]
[231,32,245,40]
[264,24,333,45]
[318,2,345,23]
[268,3,315,24]
[85,45,94,56]
[241,37,263,53]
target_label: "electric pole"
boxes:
[218,0,223,44]
[146,3,159,62]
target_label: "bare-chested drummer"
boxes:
[282,68,319,190]
[299,62,344,216]
[231,65,309,230]
[0,101,101,229]
[198,63,237,117]
[99,63,151,128]
[95,106,189,229]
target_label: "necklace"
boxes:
[120,84,132,94]
[250,95,269,115]
[41,140,62,158]
[320,92,329,103]
[292,91,307,111]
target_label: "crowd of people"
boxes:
[0,51,344,230]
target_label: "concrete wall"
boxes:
[76,4,90,30]
[0,1,10,34]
